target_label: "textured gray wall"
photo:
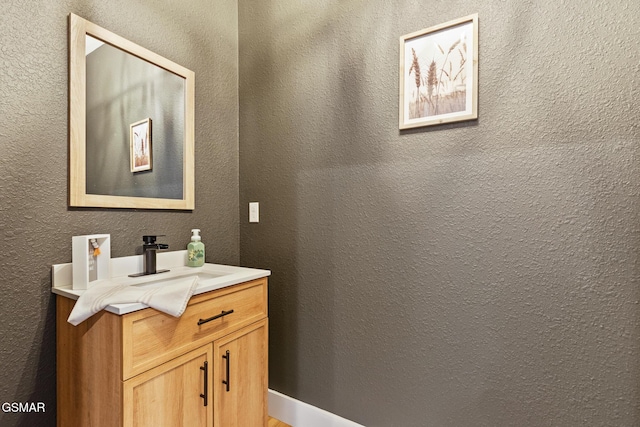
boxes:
[239,1,640,426]
[0,0,238,425]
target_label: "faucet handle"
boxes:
[142,235,165,244]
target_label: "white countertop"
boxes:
[52,250,270,315]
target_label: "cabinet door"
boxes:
[214,319,268,427]
[123,345,213,427]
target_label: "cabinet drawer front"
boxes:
[122,278,267,379]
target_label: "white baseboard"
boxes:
[268,389,365,427]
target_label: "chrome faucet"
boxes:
[129,235,170,277]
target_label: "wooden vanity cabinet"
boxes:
[57,277,268,427]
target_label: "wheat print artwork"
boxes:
[130,118,152,172]
[399,14,478,129]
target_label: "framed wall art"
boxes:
[399,14,478,130]
[130,118,152,172]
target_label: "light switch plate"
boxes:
[249,202,259,223]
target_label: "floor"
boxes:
[268,416,292,427]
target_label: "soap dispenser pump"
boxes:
[187,229,205,267]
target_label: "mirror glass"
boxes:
[69,14,195,209]
[85,35,185,200]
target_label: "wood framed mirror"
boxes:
[69,13,195,209]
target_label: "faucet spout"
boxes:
[129,235,170,277]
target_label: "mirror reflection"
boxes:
[85,35,185,199]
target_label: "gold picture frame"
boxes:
[399,14,478,129]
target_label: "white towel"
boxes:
[67,276,199,326]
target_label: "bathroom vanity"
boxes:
[61,13,268,424]
[52,253,270,426]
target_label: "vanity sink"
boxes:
[123,265,238,289]
[129,271,226,288]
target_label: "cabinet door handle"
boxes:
[200,361,208,406]
[197,309,234,326]
[222,350,230,392]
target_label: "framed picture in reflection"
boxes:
[130,118,152,172]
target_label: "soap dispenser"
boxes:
[187,229,205,267]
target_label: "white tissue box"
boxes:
[72,234,111,290]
